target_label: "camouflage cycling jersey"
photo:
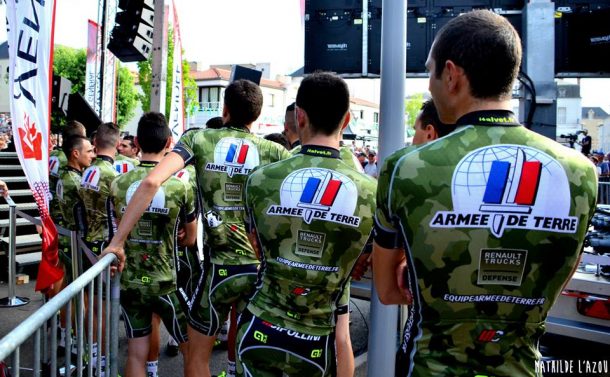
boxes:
[57,167,86,234]
[374,111,597,377]
[110,161,196,296]
[291,145,362,172]
[79,156,118,243]
[172,125,291,265]
[114,154,139,174]
[244,145,376,336]
[49,149,67,224]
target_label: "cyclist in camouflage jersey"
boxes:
[373,10,597,377]
[236,72,376,377]
[115,134,140,173]
[109,112,197,377]
[102,80,291,377]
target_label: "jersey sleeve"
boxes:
[172,130,198,164]
[184,181,197,223]
[373,157,403,249]
[243,175,255,234]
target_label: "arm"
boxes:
[247,228,261,260]
[101,152,185,271]
[372,242,412,305]
[335,313,354,377]
[179,219,197,248]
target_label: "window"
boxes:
[558,107,567,124]
[373,112,379,125]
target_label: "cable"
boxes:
[517,71,537,129]
[349,298,369,355]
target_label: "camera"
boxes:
[559,130,585,148]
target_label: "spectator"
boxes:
[364,150,378,178]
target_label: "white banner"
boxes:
[168,0,184,141]
[85,19,101,113]
[100,1,117,123]
[5,0,62,292]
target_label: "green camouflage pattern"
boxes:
[174,126,291,265]
[57,168,84,232]
[114,154,140,169]
[245,148,376,336]
[376,123,598,377]
[79,157,118,244]
[111,162,196,295]
[291,145,361,171]
[49,149,67,224]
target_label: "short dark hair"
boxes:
[418,100,456,137]
[286,102,296,112]
[224,80,263,126]
[205,116,224,129]
[95,122,120,150]
[296,72,350,136]
[137,112,170,153]
[62,135,89,158]
[122,135,135,145]
[431,10,522,99]
[264,132,290,150]
[62,120,86,141]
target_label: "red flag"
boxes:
[6,0,62,292]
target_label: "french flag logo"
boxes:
[84,168,98,185]
[225,142,249,165]
[298,174,342,210]
[49,159,59,171]
[481,153,542,214]
[115,162,132,174]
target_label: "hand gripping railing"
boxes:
[0,251,120,377]
[0,195,30,307]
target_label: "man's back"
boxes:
[377,116,597,376]
[80,156,118,243]
[111,162,195,295]
[173,126,291,265]
[57,167,85,232]
[245,146,376,336]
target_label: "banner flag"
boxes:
[168,0,185,141]
[100,1,117,123]
[5,0,62,292]
[85,20,101,113]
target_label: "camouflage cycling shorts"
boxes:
[120,288,188,344]
[236,310,336,377]
[188,263,258,336]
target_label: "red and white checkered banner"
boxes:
[5,0,62,292]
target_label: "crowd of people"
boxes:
[2,9,599,377]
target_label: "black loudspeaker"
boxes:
[230,65,263,85]
[304,0,363,74]
[51,76,72,115]
[67,93,102,136]
[555,6,610,75]
[108,0,155,62]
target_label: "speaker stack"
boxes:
[108,0,155,62]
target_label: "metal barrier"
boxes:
[0,195,121,377]
[0,195,29,307]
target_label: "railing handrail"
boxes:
[1,195,16,208]
[0,253,117,361]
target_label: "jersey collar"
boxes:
[139,160,159,168]
[66,166,81,174]
[225,122,251,133]
[456,110,521,127]
[299,145,341,159]
[97,155,114,164]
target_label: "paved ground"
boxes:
[0,278,369,377]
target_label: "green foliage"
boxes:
[116,66,138,127]
[137,28,198,119]
[405,93,425,128]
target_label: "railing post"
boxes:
[109,271,120,377]
[0,196,30,307]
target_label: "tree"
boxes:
[137,28,198,120]
[52,45,138,129]
[405,93,425,128]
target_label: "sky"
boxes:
[0,1,608,111]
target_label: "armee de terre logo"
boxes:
[125,180,169,215]
[81,166,101,191]
[49,156,60,177]
[267,168,361,227]
[206,137,260,178]
[430,145,578,237]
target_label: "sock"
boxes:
[146,360,159,377]
[227,361,236,377]
[168,337,178,346]
[59,328,67,347]
[91,343,98,367]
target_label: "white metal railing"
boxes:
[0,195,120,377]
